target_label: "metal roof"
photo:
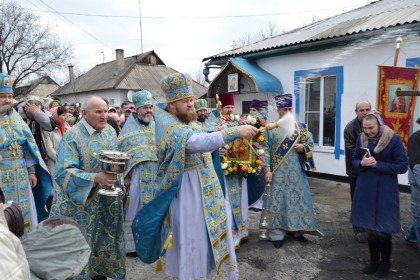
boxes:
[203,0,420,62]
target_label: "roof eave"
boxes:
[204,22,420,65]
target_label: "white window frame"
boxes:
[300,74,336,150]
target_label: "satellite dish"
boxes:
[127,90,135,102]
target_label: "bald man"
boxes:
[50,96,125,280]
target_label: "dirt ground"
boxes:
[126,177,420,280]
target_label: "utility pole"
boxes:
[139,0,143,53]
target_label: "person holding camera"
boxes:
[17,95,57,163]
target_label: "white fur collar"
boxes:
[361,125,394,154]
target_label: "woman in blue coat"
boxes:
[351,111,408,278]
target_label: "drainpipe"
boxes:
[203,64,221,84]
[203,67,211,84]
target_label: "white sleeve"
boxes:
[186,131,225,154]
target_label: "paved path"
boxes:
[126,177,420,279]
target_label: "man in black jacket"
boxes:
[344,100,371,243]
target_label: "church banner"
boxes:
[377,65,420,149]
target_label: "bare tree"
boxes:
[237,21,283,47]
[0,1,73,88]
[237,33,255,48]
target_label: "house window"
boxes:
[295,66,343,158]
[303,75,336,147]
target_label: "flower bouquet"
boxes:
[220,113,266,177]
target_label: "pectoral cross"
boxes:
[9,139,19,157]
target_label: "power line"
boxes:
[36,0,113,51]
[28,5,367,20]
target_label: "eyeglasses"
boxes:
[130,107,135,110]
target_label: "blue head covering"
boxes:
[132,89,153,109]
[275,94,293,109]
[194,99,207,111]
[160,73,194,103]
[0,73,14,94]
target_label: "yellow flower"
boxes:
[257,135,265,141]
[228,167,233,172]
[247,167,253,173]
[222,156,228,163]
[255,159,262,165]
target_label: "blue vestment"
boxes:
[263,122,316,232]
[117,113,158,252]
[50,121,125,280]
[133,105,239,278]
[0,109,52,233]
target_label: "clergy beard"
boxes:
[176,111,196,124]
[197,115,207,123]
[277,112,295,137]
[0,104,12,115]
[138,114,152,124]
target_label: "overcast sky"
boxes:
[17,0,375,82]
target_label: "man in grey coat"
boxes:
[17,96,56,162]
[344,100,371,243]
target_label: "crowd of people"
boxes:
[0,71,419,280]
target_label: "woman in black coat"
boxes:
[351,111,408,278]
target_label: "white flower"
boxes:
[258,149,265,155]
[221,162,228,169]
[250,118,257,125]
[223,170,229,176]
[252,169,256,173]
[234,115,240,121]
[229,114,234,121]
[247,115,252,122]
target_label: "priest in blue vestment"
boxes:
[0,73,52,235]
[132,73,258,279]
[50,96,125,280]
[117,89,158,254]
[263,94,316,249]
